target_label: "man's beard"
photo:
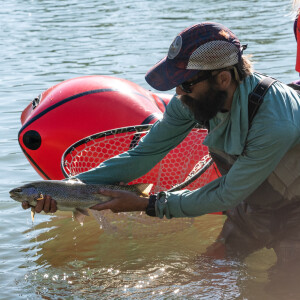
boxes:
[180,86,228,123]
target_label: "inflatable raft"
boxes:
[18,75,218,193]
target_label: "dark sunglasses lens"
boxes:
[179,72,211,93]
[180,83,191,93]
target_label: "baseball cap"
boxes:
[145,22,246,91]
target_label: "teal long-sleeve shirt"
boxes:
[76,73,300,218]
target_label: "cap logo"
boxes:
[168,35,182,59]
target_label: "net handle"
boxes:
[60,124,153,178]
[167,157,213,192]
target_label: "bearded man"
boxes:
[23,22,300,269]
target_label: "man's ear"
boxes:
[215,70,232,90]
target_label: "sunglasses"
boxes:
[179,72,212,93]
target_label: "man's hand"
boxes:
[21,195,57,213]
[90,189,149,213]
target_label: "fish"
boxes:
[9,179,152,224]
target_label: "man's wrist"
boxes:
[145,194,157,217]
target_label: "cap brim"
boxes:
[145,57,199,91]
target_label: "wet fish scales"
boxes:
[9,179,152,223]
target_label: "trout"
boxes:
[9,179,152,223]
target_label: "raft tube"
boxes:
[19,75,171,180]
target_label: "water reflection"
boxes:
[17,212,300,299]
[17,213,230,298]
[22,212,217,267]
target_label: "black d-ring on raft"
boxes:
[23,130,42,150]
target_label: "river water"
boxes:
[1,0,298,299]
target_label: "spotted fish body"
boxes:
[9,179,152,223]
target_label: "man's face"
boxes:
[178,78,228,123]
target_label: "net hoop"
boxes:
[61,124,152,179]
[61,124,217,193]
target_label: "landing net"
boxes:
[61,125,218,237]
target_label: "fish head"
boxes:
[9,183,40,204]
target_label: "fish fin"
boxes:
[36,193,44,201]
[133,183,153,197]
[31,194,43,222]
[73,208,89,225]
[31,207,35,222]
[75,208,90,216]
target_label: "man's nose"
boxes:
[175,86,187,96]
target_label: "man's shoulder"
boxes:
[249,118,300,145]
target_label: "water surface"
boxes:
[0,0,298,299]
